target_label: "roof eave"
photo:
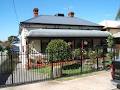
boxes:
[104,27,120,29]
[20,22,104,27]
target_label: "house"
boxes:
[100,20,120,48]
[100,20,120,34]
[19,8,110,68]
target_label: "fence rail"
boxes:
[0,47,115,87]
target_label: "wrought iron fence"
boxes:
[0,47,114,87]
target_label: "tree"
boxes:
[5,35,19,53]
[8,36,18,44]
[0,45,3,51]
[106,35,114,48]
[106,35,114,64]
[0,40,2,43]
[46,39,71,78]
[46,39,71,62]
[115,8,120,20]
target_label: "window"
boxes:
[41,40,49,53]
[75,40,82,49]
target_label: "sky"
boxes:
[0,0,120,41]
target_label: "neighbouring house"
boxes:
[11,39,20,52]
[100,20,120,48]
[19,8,110,68]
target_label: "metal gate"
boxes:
[0,47,110,87]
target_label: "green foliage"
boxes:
[0,45,4,51]
[32,66,51,74]
[82,49,88,57]
[95,48,103,57]
[72,48,81,59]
[88,49,97,67]
[106,35,114,48]
[106,35,114,61]
[88,49,97,60]
[46,39,71,61]
[106,51,114,60]
[8,36,18,44]
[63,63,81,70]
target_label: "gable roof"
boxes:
[21,15,102,27]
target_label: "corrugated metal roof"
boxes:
[27,29,110,38]
[22,15,102,26]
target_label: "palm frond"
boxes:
[115,8,120,20]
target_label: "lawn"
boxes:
[32,66,51,74]
[62,64,94,75]
[31,62,97,76]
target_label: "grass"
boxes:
[62,68,81,75]
[32,66,51,74]
[32,63,96,76]
[62,64,94,75]
[31,57,110,78]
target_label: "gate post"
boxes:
[50,52,54,79]
[10,52,13,84]
[51,61,54,79]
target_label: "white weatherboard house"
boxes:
[19,8,110,68]
[100,20,120,48]
[99,20,120,34]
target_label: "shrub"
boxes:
[106,52,114,60]
[72,48,81,59]
[88,49,97,59]
[95,48,103,57]
[0,45,4,52]
[82,49,88,58]
[46,39,71,62]
[88,49,97,67]
[63,63,81,70]
[106,35,114,48]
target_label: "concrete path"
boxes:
[0,71,117,90]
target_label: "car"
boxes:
[111,59,120,89]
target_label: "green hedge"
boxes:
[46,39,71,62]
[63,63,81,70]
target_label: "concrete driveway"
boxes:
[0,71,117,90]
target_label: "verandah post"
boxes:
[26,38,30,70]
[96,48,99,70]
[80,40,84,73]
[80,53,83,73]
[102,47,105,69]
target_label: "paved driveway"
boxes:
[0,71,117,90]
